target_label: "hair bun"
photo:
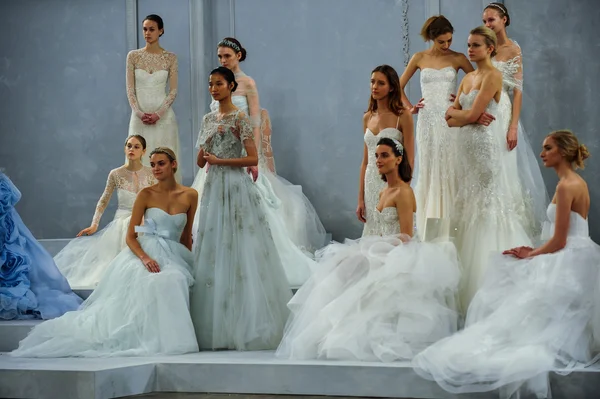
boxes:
[579,144,590,161]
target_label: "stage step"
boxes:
[1,350,598,399]
[39,238,71,257]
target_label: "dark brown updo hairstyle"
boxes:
[484,2,510,27]
[217,37,247,62]
[367,65,405,116]
[143,14,164,36]
[547,130,590,170]
[150,147,178,173]
[125,134,147,149]
[210,66,238,92]
[420,15,454,41]
[377,138,412,183]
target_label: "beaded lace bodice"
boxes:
[126,49,178,118]
[91,166,156,226]
[420,67,457,110]
[373,207,417,237]
[197,110,253,159]
[492,40,523,94]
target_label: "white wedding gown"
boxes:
[191,109,292,351]
[12,208,198,357]
[362,128,403,236]
[276,208,460,361]
[413,66,458,234]
[126,49,181,181]
[55,166,155,287]
[453,91,532,310]
[493,42,549,237]
[191,92,322,287]
[413,204,600,398]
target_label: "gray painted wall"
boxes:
[1,0,598,241]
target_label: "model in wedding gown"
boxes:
[483,3,549,236]
[191,37,323,287]
[277,137,459,361]
[400,15,474,234]
[55,135,156,287]
[126,14,180,181]
[12,148,198,357]
[0,171,82,320]
[445,27,532,311]
[414,130,600,399]
[357,65,414,237]
[191,67,292,351]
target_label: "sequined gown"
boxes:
[12,208,198,357]
[191,72,324,287]
[414,204,600,399]
[191,109,292,351]
[452,91,532,310]
[55,166,156,287]
[362,127,403,236]
[126,49,181,181]
[413,67,458,234]
[0,172,82,320]
[277,207,460,361]
[493,42,549,237]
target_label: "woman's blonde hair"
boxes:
[547,130,590,169]
[150,147,178,173]
[470,26,497,58]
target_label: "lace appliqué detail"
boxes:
[197,110,253,160]
[126,49,178,117]
[493,40,523,94]
[91,166,156,227]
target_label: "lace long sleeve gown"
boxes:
[413,67,459,235]
[413,204,600,399]
[127,49,181,182]
[191,110,293,351]
[0,172,82,320]
[191,71,324,287]
[493,42,549,237]
[362,122,403,237]
[452,91,532,311]
[276,207,461,361]
[54,166,156,288]
[11,208,198,357]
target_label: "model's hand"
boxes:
[507,125,518,151]
[356,202,366,223]
[247,166,259,182]
[141,256,161,273]
[77,225,98,237]
[502,246,533,259]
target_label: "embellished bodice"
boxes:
[372,207,417,237]
[542,204,589,240]
[459,90,498,115]
[139,208,187,242]
[365,128,403,170]
[197,110,253,160]
[92,166,156,226]
[420,67,458,110]
[126,49,178,116]
[492,40,523,95]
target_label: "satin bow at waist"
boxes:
[135,218,179,250]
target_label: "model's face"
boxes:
[125,137,145,161]
[370,72,391,101]
[208,74,233,101]
[433,32,453,52]
[482,9,506,34]
[150,153,174,180]
[540,137,563,168]
[143,20,162,44]
[375,144,401,174]
[217,47,240,70]
[467,34,492,62]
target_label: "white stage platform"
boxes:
[1,349,599,399]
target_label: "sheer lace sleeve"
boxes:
[156,53,178,118]
[126,51,143,118]
[242,77,262,128]
[196,114,212,149]
[91,170,117,227]
[235,111,254,142]
[502,43,523,92]
[260,109,276,173]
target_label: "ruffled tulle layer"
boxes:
[276,235,460,361]
[55,209,130,288]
